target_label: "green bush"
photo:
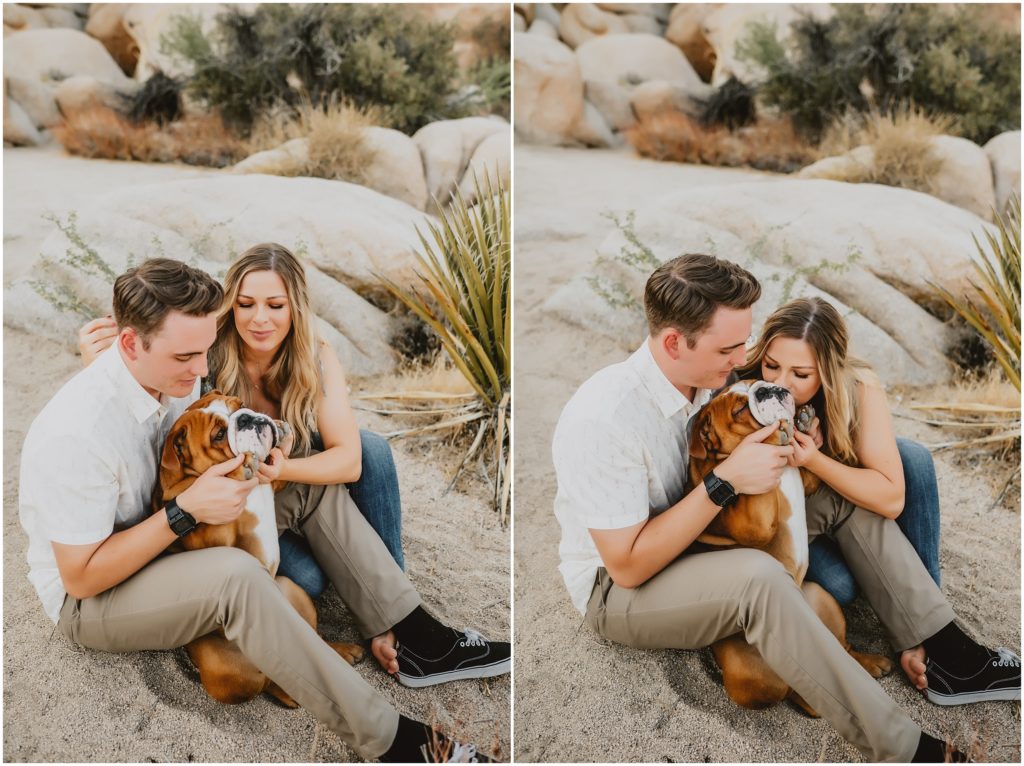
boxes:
[738,4,1021,144]
[162,4,461,135]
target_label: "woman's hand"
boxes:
[788,427,821,468]
[256,448,288,484]
[79,315,118,367]
[806,416,824,449]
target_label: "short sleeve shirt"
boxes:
[18,345,199,623]
[552,340,712,613]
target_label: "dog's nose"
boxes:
[236,413,254,430]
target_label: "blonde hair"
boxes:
[208,243,321,455]
[736,297,878,465]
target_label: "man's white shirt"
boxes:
[19,345,199,623]
[552,340,712,614]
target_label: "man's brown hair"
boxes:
[112,258,224,349]
[644,254,761,347]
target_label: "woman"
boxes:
[733,296,943,688]
[78,244,404,598]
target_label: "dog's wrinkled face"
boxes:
[162,391,281,480]
[690,380,795,461]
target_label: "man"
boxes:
[19,258,508,763]
[552,254,1019,762]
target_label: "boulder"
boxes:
[412,116,508,209]
[4,28,128,84]
[513,3,534,25]
[4,5,49,34]
[548,179,997,386]
[628,79,706,122]
[361,126,429,211]
[514,12,526,33]
[983,131,1021,217]
[584,80,635,132]
[596,4,670,20]
[85,3,139,76]
[4,91,43,145]
[37,6,84,30]
[619,12,664,36]
[457,126,511,204]
[573,101,616,148]
[52,75,139,121]
[5,76,62,129]
[927,135,996,221]
[401,4,510,69]
[3,175,442,376]
[527,18,559,39]
[534,3,561,28]
[575,33,707,92]
[558,3,628,49]
[664,3,721,82]
[232,138,310,176]
[513,33,585,146]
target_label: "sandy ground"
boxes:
[2,147,510,762]
[512,144,1021,762]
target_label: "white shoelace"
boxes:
[459,628,486,648]
[994,648,1021,668]
[446,743,480,763]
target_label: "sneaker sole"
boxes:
[926,686,1021,705]
[397,656,511,688]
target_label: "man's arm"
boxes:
[590,421,793,589]
[52,453,257,599]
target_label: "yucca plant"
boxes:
[365,171,511,521]
[920,195,1021,454]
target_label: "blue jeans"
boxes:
[278,430,405,599]
[806,438,941,606]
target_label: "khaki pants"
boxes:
[58,482,421,760]
[585,484,955,762]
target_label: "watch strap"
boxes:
[165,498,197,537]
[703,471,737,508]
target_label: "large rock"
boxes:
[584,80,635,132]
[52,75,139,121]
[412,116,508,210]
[457,126,511,203]
[558,3,629,49]
[618,12,664,36]
[85,3,138,75]
[573,102,616,148]
[664,3,721,82]
[928,135,996,221]
[4,27,128,83]
[526,17,559,39]
[575,33,707,92]
[629,79,705,122]
[4,4,49,35]
[534,3,561,28]
[983,131,1021,217]
[4,91,42,145]
[513,33,585,146]
[3,175,444,376]
[361,126,429,211]
[5,77,62,129]
[232,138,310,176]
[37,6,85,30]
[547,180,997,386]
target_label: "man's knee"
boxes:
[735,549,792,592]
[209,547,271,587]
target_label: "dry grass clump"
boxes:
[624,112,816,173]
[248,99,382,184]
[815,108,954,194]
[52,107,247,167]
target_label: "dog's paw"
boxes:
[850,650,893,679]
[328,641,365,666]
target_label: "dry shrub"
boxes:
[248,99,381,184]
[52,107,247,167]
[624,112,816,173]
[816,108,954,193]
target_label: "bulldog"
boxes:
[153,391,363,707]
[688,380,892,715]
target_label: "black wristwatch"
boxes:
[703,471,738,508]
[165,498,198,537]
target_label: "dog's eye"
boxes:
[213,428,227,442]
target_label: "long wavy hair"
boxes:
[734,297,878,466]
[208,243,321,456]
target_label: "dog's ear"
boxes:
[162,426,188,477]
[688,410,708,460]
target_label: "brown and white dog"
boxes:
[688,380,891,715]
[153,390,363,706]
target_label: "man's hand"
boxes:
[715,421,793,495]
[79,316,118,367]
[175,454,257,524]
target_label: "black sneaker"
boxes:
[925,646,1021,705]
[396,627,510,688]
[418,737,497,763]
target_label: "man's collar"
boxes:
[632,340,711,419]
[100,345,168,424]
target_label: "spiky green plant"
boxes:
[932,196,1021,392]
[374,171,511,520]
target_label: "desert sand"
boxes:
[512,144,1021,762]
[3,146,510,762]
